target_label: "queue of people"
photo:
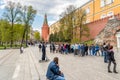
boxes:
[49,43,103,56]
[49,42,118,74]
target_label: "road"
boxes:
[0,46,120,80]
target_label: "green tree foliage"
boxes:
[59,5,76,42]
[0,19,24,47]
[59,7,89,43]
[3,1,22,47]
[0,2,36,48]
[21,5,36,47]
[49,32,59,42]
[13,24,24,42]
[74,9,90,42]
[49,34,54,42]
[34,31,40,41]
[0,20,2,43]
[0,20,11,42]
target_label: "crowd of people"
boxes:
[49,42,118,73]
[38,42,118,80]
[50,43,104,57]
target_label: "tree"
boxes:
[0,19,24,47]
[21,5,36,47]
[59,5,76,42]
[0,20,2,45]
[34,31,40,42]
[49,34,54,42]
[13,24,24,42]
[3,1,22,47]
[74,9,89,42]
[0,20,11,47]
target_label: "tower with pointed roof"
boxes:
[41,14,49,42]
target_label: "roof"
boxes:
[43,14,48,25]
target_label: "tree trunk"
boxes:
[0,41,1,46]
[20,26,27,48]
[25,29,28,47]
[10,22,14,48]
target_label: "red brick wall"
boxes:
[42,24,49,42]
[82,13,120,42]
[82,18,109,41]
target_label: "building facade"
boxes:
[82,0,120,23]
[50,21,60,34]
[50,0,120,47]
[41,14,49,42]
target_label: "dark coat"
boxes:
[84,46,88,51]
[42,44,46,53]
[108,50,115,61]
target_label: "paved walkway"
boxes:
[0,46,120,80]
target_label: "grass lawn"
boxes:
[0,44,27,50]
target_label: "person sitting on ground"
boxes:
[46,57,65,80]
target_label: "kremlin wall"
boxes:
[49,0,120,48]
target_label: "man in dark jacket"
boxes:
[41,42,46,61]
[84,44,88,56]
[108,45,118,73]
[46,57,65,80]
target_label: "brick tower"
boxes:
[41,14,49,42]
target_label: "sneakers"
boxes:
[108,71,112,73]
[108,71,118,74]
[113,71,118,74]
[39,59,50,63]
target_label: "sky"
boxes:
[0,0,90,32]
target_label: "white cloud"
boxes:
[48,20,57,26]
[33,27,41,33]
[4,0,89,16]
[0,0,6,9]
[1,0,90,29]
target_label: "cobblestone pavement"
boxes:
[0,46,120,80]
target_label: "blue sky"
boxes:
[0,0,89,32]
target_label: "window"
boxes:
[86,7,90,14]
[101,0,106,7]
[101,0,114,7]
[106,0,114,5]
[101,14,106,19]
[107,11,114,19]
[86,19,90,23]
[107,11,114,17]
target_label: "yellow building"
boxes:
[50,0,120,34]
[50,21,60,34]
[49,0,120,47]
[82,0,120,23]
[55,0,120,23]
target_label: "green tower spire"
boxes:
[43,13,48,25]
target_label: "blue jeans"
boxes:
[101,51,104,56]
[104,51,108,62]
[92,49,95,55]
[65,49,68,54]
[55,76,65,80]
[55,74,65,80]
